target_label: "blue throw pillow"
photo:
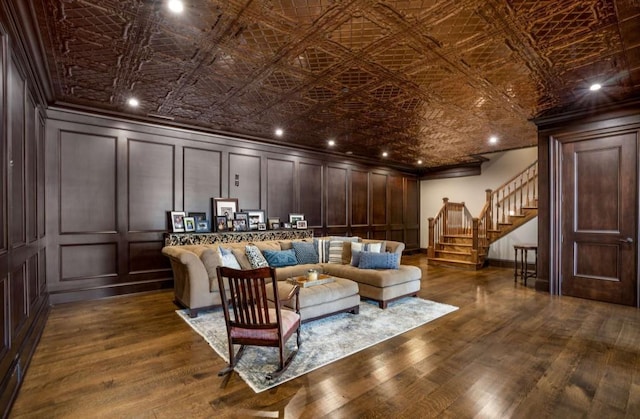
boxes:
[292,241,319,264]
[262,249,298,268]
[358,251,400,270]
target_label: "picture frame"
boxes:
[296,220,308,229]
[283,222,292,229]
[213,198,239,220]
[289,213,305,224]
[257,222,267,231]
[215,216,228,232]
[195,219,210,233]
[232,219,248,232]
[268,217,280,230]
[184,217,196,232]
[188,212,207,223]
[242,209,266,230]
[170,211,186,232]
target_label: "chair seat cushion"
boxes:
[230,308,300,341]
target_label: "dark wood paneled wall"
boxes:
[45,109,420,305]
[0,19,49,417]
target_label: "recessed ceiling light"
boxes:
[328,140,336,146]
[167,0,184,13]
[127,97,139,107]
[589,83,602,91]
[275,128,284,137]
[489,136,498,144]
[382,151,388,157]
[417,160,423,165]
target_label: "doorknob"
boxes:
[618,237,634,243]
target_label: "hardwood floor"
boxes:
[10,254,640,418]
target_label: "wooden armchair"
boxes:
[216,266,301,380]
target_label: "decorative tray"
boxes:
[286,274,335,288]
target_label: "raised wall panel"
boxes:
[371,173,387,225]
[60,244,117,280]
[25,94,37,243]
[37,116,45,238]
[129,241,170,274]
[39,249,46,294]
[60,132,117,233]
[0,276,7,361]
[266,158,294,222]
[8,57,25,247]
[389,175,403,225]
[229,153,260,210]
[183,148,221,220]
[298,162,322,227]
[351,170,368,226]
[327,166,347,227]
[10,264,26,338]
[128,140,174,232]
[405,178,419,225]
[28,254,38,306]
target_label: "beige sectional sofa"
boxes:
[162,237,422,318]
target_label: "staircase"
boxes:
[427,161,538,270]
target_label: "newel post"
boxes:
[442,198,449,235]
[428,217,435,258]
[471,217,479,263]
[485,189,493,229]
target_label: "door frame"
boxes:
[547,121,640,307]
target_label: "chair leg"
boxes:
[265,347,298,380]
[218,344,245,376]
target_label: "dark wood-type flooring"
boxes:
[10,254,640,418]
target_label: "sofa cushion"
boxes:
[253,241,281,252]
[322,264,421,288]
[263,249,298,268]
[232,248,253,270]
[358,251,400,269]
[292,241,319,264]
[245,245,270,268]
[350,242,383,266]
[328,241,344,264]
[315,238,331,263]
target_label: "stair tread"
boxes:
[427,257,479,265]
[435,250,472,255]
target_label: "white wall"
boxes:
[420,147,538,260]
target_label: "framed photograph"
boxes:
[289,213,305,224]
[257,222,267,231]
[184,217,196,232]
[215,216,228,232]
[170,211,186,232]
[242,209,266,230]
[188,212,207,223]
[283,222,292,229]
[213,198,239,219]
[195,219,210,233]
[232,219,248,232]
[268,217,280,230]
[296,220,308,229]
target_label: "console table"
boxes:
[164,230,313,246]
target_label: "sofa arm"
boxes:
[161,246,212,309]
[385,241,405,255]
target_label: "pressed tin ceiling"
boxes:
[31,0,640,170]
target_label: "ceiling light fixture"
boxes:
[589,83,602,91]
[127,97,139,107]
[328,140,336,146]
[417,160,423,165]
[489,136,498,144]
[167,0,184,13]
[275,128,284,137]
[382,151,388,157]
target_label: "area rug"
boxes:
[177,297,458,392]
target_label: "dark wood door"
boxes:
[561,133,637,306]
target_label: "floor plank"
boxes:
[10,254,640,418]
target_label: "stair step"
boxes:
[427,257,484,271]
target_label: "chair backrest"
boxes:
[216,266,282,332]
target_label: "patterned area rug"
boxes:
[177,297,458,392]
